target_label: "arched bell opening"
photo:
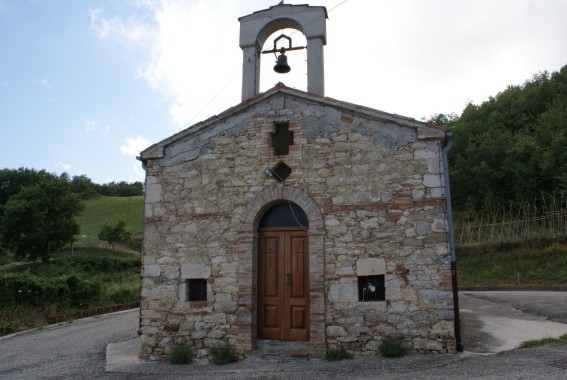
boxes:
[259,28,308,93]
[239,4,327,100]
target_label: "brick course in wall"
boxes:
[138,87,456,360]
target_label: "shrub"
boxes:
[325,347,354,361]
[210,344,239,365]
[106,283,139,304]
[379,339,407,357]
[543,243,567,256]
[0,271,101,307]
[168,344,194,365]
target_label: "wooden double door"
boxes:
[258,228,309,341]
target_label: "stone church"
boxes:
[138,3,459,359]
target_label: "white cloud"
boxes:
[120,136,152,156]
[89,7,156,47]
[90,0,247,130]
[54,161,72,171]
[85,119,97,131]
[91,0,567,125]
[34,78,51,88]
[132,161,145,181]
[121,136,152,181]
[85,119,111,136]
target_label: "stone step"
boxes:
[244,340,312,362]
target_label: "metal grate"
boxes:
[358,275,385,302]
[187,279,207,301]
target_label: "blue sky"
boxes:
[1,0,567,184]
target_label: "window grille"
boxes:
[358,275,385,302]
[187,279,207,302]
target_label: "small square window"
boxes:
[187,279,207,301]
[358,275,385,302]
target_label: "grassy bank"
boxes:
[0,247,140,334]
[457,239,567,288]
[74,195,144,248]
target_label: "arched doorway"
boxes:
[235,185,325,355]
[257,202,309,341]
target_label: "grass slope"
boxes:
[457,241,567,288]
[75,195,144,246]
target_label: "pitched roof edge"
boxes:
[140,85,446,159]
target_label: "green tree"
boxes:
[0,176,84,262]
[448,65,567,212]
[98,221,132,250]
[0,168,56,210]
[94,181,144,197]
[71,174,98,199]
[423,112,459,127]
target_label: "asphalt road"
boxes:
[0,309,140,380]
[1,293,567,379]
[463,291,567,323]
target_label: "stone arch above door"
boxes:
[235,184,325,356]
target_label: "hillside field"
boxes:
[74,195,144,247]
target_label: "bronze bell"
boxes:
[274,53,291,74]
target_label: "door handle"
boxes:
[286,273,292,290]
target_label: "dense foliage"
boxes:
[94,181,144,197]
[0,170,83,262]
[69,175,144,199]
[0,249,140,332]
[0,272,101,307]
[98,221,132,250]
[448,65,567,212]
[0,168,143,261]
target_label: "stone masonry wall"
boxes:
[139,93,455,359]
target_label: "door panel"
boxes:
[258,232,284,340]
[290,305,307,329]
[263,237,280,297]
[290,235,306,298]
[258,229,309,341]
[263,305,279,328]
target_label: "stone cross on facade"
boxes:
[271,123,294,155]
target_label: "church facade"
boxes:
[138,4,458,360]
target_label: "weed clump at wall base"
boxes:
[379,339,407,357]
[210,345,239,365]
[325,347,354,361]
[168,344,194,364]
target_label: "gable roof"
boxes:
[140,84,446,160]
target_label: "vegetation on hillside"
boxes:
[0,248,140,333]
[75,195,144,249]
[0,170,83,262]
[446,65,567,213]
[457,239,567,288]
[70,174,144,199]
[0,168,143,262]
[98,221,132,250]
